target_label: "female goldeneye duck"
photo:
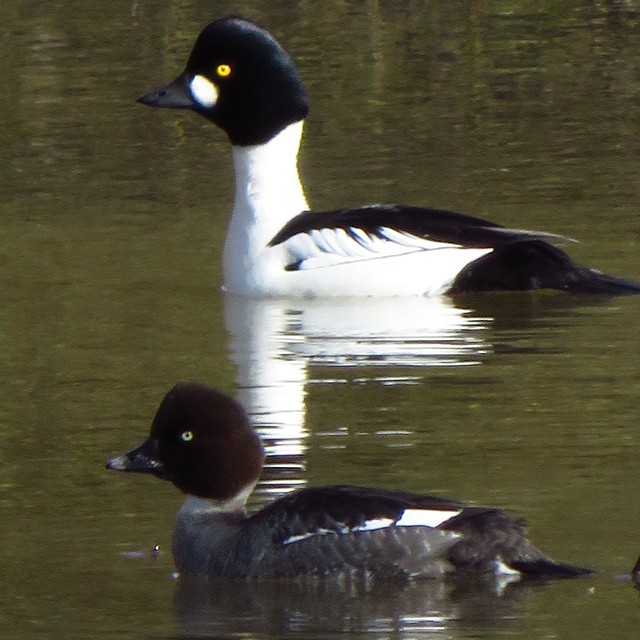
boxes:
[135,17,639,298]
[106,381,592,580]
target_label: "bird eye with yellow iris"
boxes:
[216,64,232,77]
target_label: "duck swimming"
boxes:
[137,16,640,297]
[106,382,593,580]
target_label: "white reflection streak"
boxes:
[225,298,309,498]
[225,295,491,495]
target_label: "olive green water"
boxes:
[2,1,640,638]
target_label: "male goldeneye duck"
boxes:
[106,382,592,580]
[136,16,640,298]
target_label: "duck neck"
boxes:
[225,121,308,263]
[172,494,250,575]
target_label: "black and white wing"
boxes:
[244,485,475,578]
[243,485,592,579]
[269,205,640,295]
[268,204,569,271]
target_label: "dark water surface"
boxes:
[2,1,640,638]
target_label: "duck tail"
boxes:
[510,557,594,579]
[451,240,640,296]
[572,270,640,296]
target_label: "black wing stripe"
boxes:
[268,204,568,249]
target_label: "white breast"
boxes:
[221,121,492,297]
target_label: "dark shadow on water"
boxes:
[454,290,629,330]
[455,290,633,355]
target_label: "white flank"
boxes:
[221,119,495,296]
[395,508,462,528]
[219,111,500,297]
[190,75,219,108]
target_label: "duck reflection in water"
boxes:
[173,574,551,638]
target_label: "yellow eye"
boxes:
[180,430,194,442]
[216,64,232,77]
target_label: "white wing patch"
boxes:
[396,508,462,528]
[282,529,338,545]
[280,509,462,546]
[377,227,460,250]
[284,226,463,270]
[352,518,394,532]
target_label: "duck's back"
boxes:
[172,485,590,580]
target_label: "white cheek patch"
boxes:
[396,508,462,528]
[189,74,219,108]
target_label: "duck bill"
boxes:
[106,438,165,474]
[137,74,195,109]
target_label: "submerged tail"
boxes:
[510,557,594,579]
[631,555,640,585]
[450,240,640,296]
[576,271,640,296]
